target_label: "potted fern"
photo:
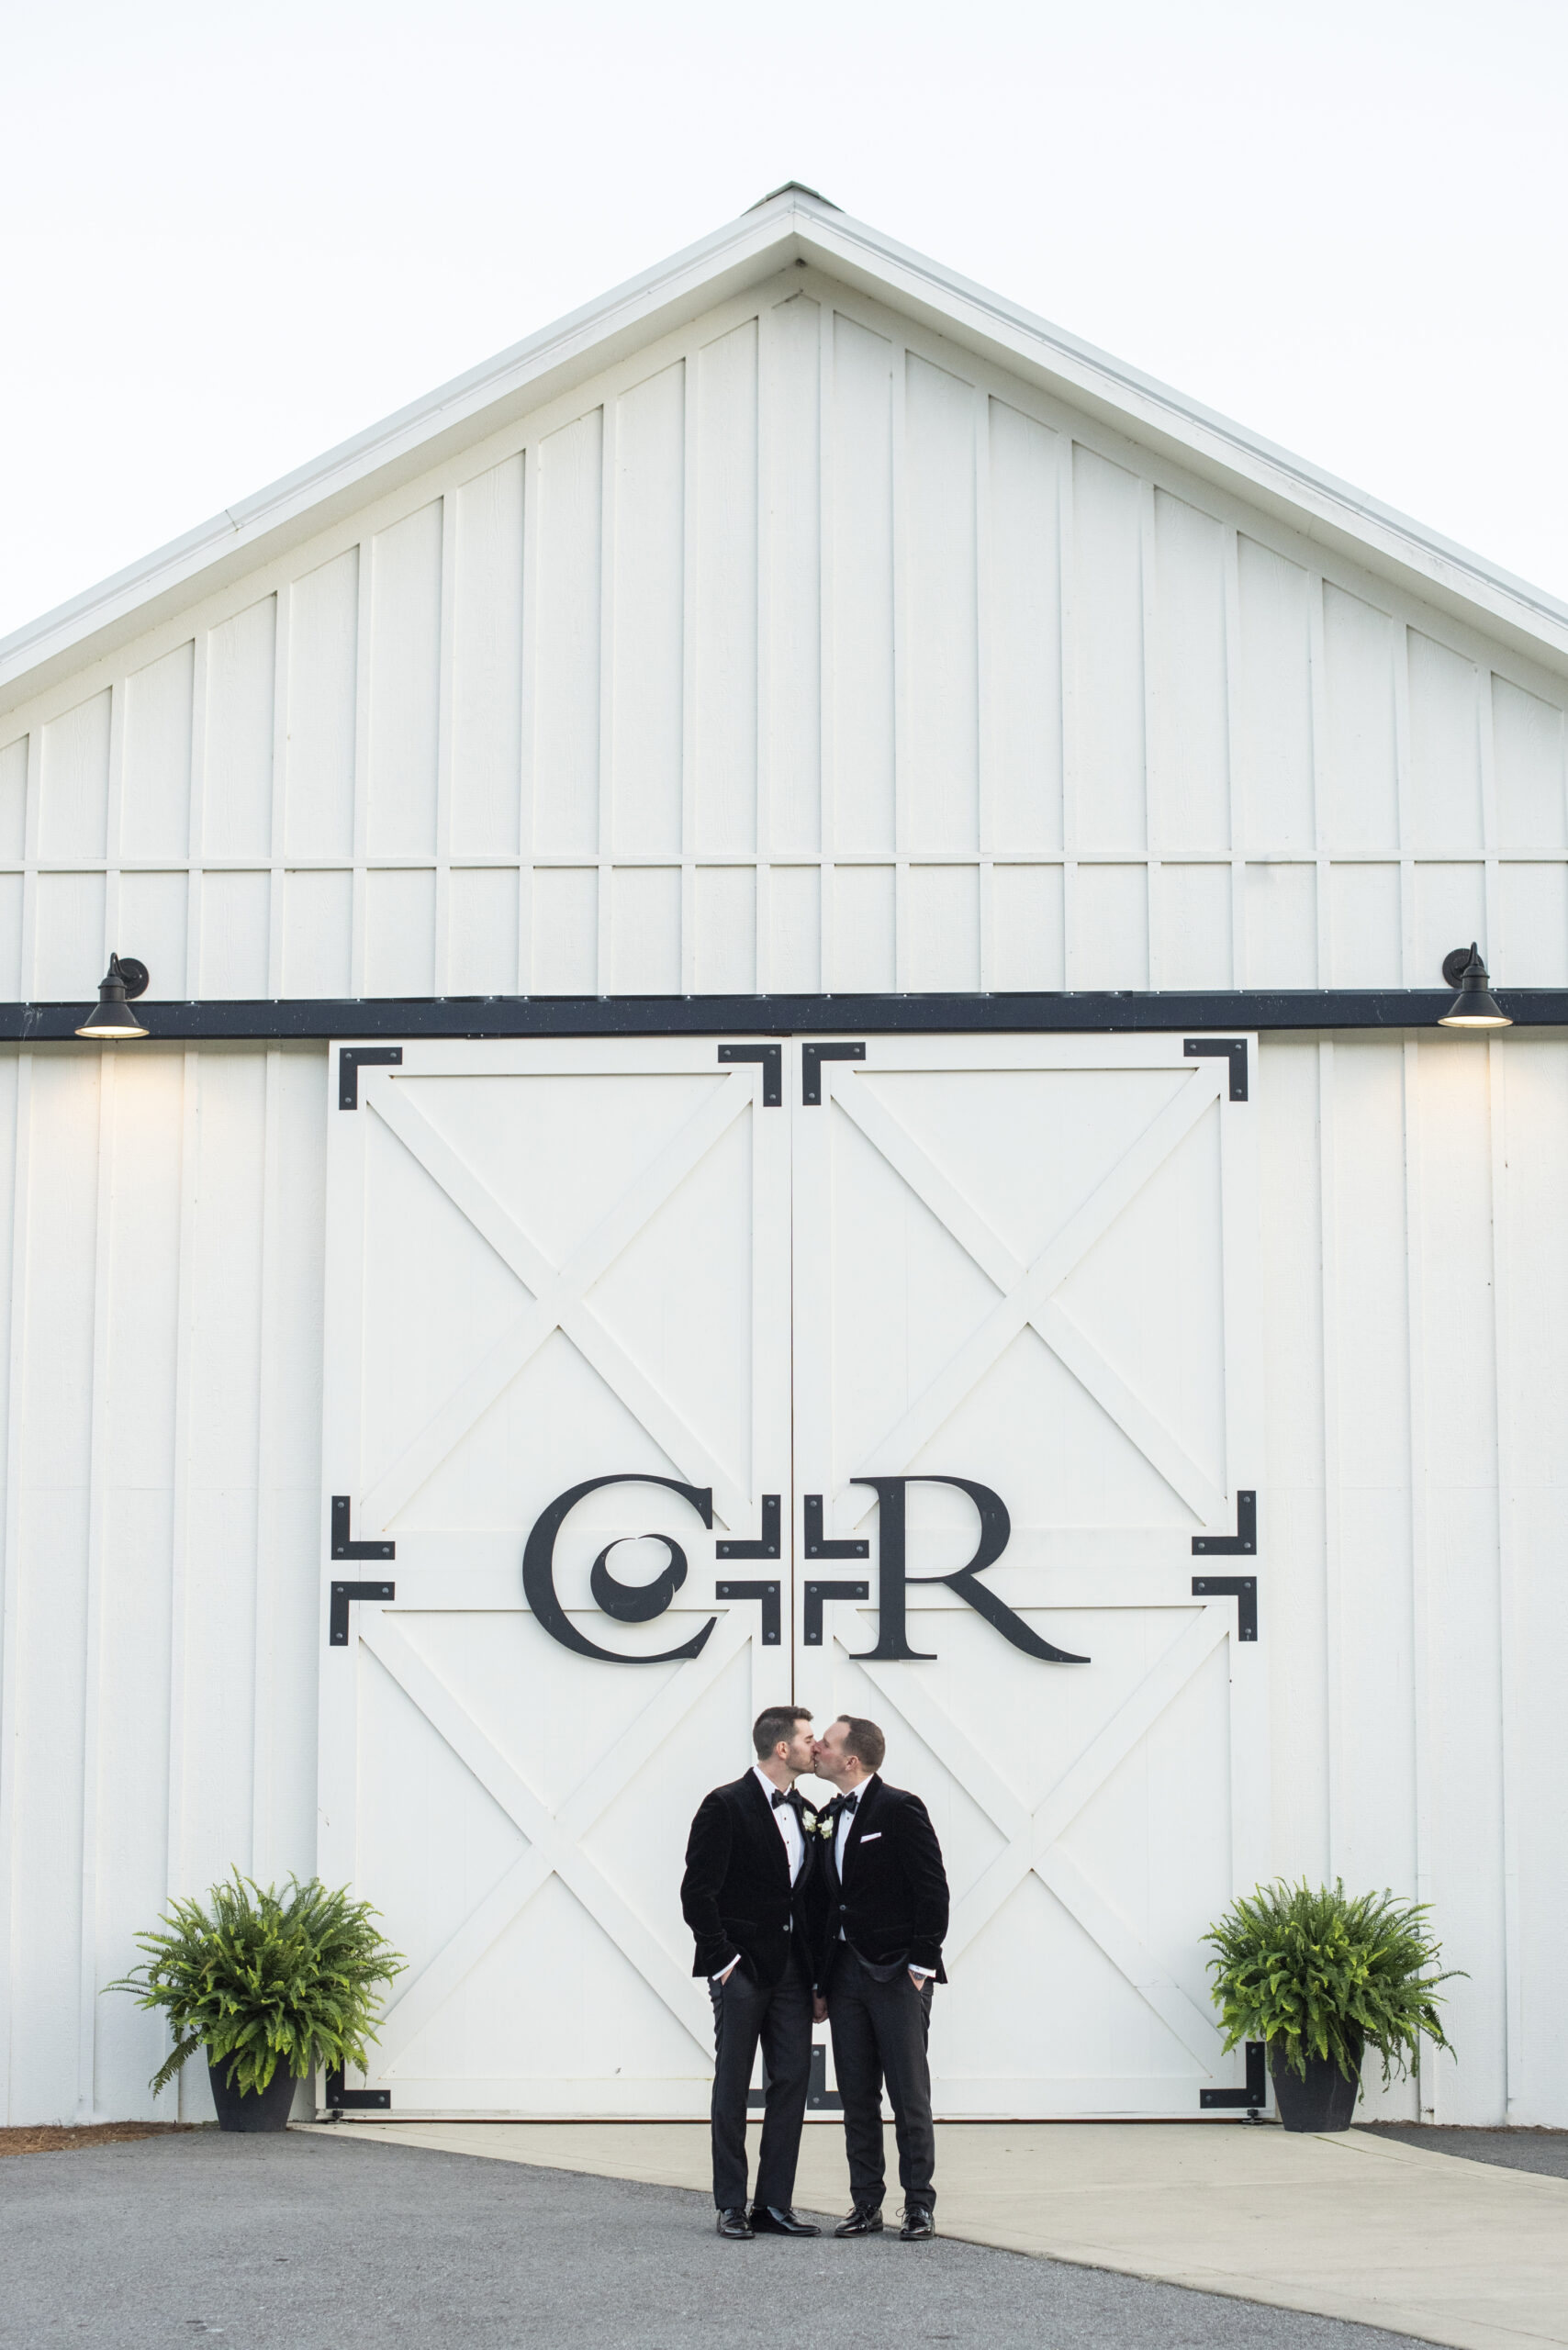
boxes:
[108,1873,404,2132]
[1204,1879,1459,2131]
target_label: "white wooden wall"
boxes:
[0,1031,1563,2127]
[2,268,1566,1009]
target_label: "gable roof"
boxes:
[5,182,1566,713]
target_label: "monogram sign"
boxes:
[521,1473,1090,1666]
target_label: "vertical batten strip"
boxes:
[1478,667,1501,966]
[1138,479,1159,986]
[250,1047,284,1876]
[816,298,836,986]
[596,402,618,995]
[0,1054,33,2121]
[1394,624,1417,983]
[19,734,40,1001]
[1402,1036,1438,2121]
[104,682,128,967]
[75,1051,117,2121]
[890,340,911,992]
[185,634,208,995]
[349,543,373,995]
[1317,1038,1344,1872]
[432,496,457,992]
[163,1050,199,2116]
[266,583,291,996]
[1058,436,1079,984]
[516,443,538,993]
[1488,1033,1524,2117]
[1221,528,1245,980]
[1306,576,1328,982]
[973,387,995,990]
[679,338,700,994]
[753,302,776,992]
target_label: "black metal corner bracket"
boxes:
[750,2045,843,2113]
[803,1494,869,1559]
[715,1580,782,1645]
[803,1579,870,1646]
[1200,2040,1267,2111]
[716,1495,781,1560]
[339,1046,402,1108]
[331,1496,395,1561]
[801,1040,865,1103]
[1183,1037,1249,1101]
[717,1043,782,1104]
[1192,1574,1257,1641]
[329,1580,396,1646]
[1192,1491,1256,1556]
[324,2068,392,2112]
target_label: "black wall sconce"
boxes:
[1438,944,1511,1030]
[75,955,151,1040]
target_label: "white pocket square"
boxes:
[858,1831,882,1842]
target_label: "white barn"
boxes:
[2,185,1565,2130]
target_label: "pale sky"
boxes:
[4,0,1565,646]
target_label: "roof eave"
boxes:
[5,187,1566,719]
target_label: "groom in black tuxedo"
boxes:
[812,1715,949,2241]
[680,1706,830,2240]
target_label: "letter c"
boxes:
[522,1474,717,1663]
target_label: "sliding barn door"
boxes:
[790,1036,1265,2117]
[319,1039,791,2116]
[320,1033,1263,2119]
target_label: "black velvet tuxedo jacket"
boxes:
[680,1772,824,1986]
[819,1774,950,1986]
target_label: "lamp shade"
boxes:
[1438,944,1511,1029]
[75,955,151,1039]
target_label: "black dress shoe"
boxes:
[900,2204,935,2241]
[748,2205,822,2236]
[717,2207,754,2239]
[834,2204,884,2237]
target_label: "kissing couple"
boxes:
[680,1706,950,2242]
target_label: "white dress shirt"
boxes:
[753,1764,804,1886]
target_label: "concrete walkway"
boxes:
[298,2119,1568,2350]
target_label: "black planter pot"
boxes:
[1269,2043,1362,2132]
[207,2059,297,2133]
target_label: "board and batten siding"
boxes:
[0,1032,1563,2128]
[2,269,1566,1010]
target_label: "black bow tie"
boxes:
[838,1791,860,1815]
[771,1789,792,1810]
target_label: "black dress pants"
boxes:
[707,1943,812,2212]
[826,1947,936,2210]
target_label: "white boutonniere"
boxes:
[800,1808,818,1830]
[814,1817,834,1837]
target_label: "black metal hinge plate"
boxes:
[1183,1037,1248,1101]
[332,1496,395,1561]
[330,1580,396,1646]
[801,1040,865,1103]
[715,1580,782,1644]
[1200,2041,1266,2109]
[803,1494,868,1560]
[324,2068,392,2111]
[803,1580,870,1646]
[339,1046,402,1108]
[1192,1574,1257,1641]
[1193,1491,1255,1556]
[717,1043,782,1104]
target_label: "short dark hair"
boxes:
[753,1706,812,1761]
[834,1715,886,1773]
